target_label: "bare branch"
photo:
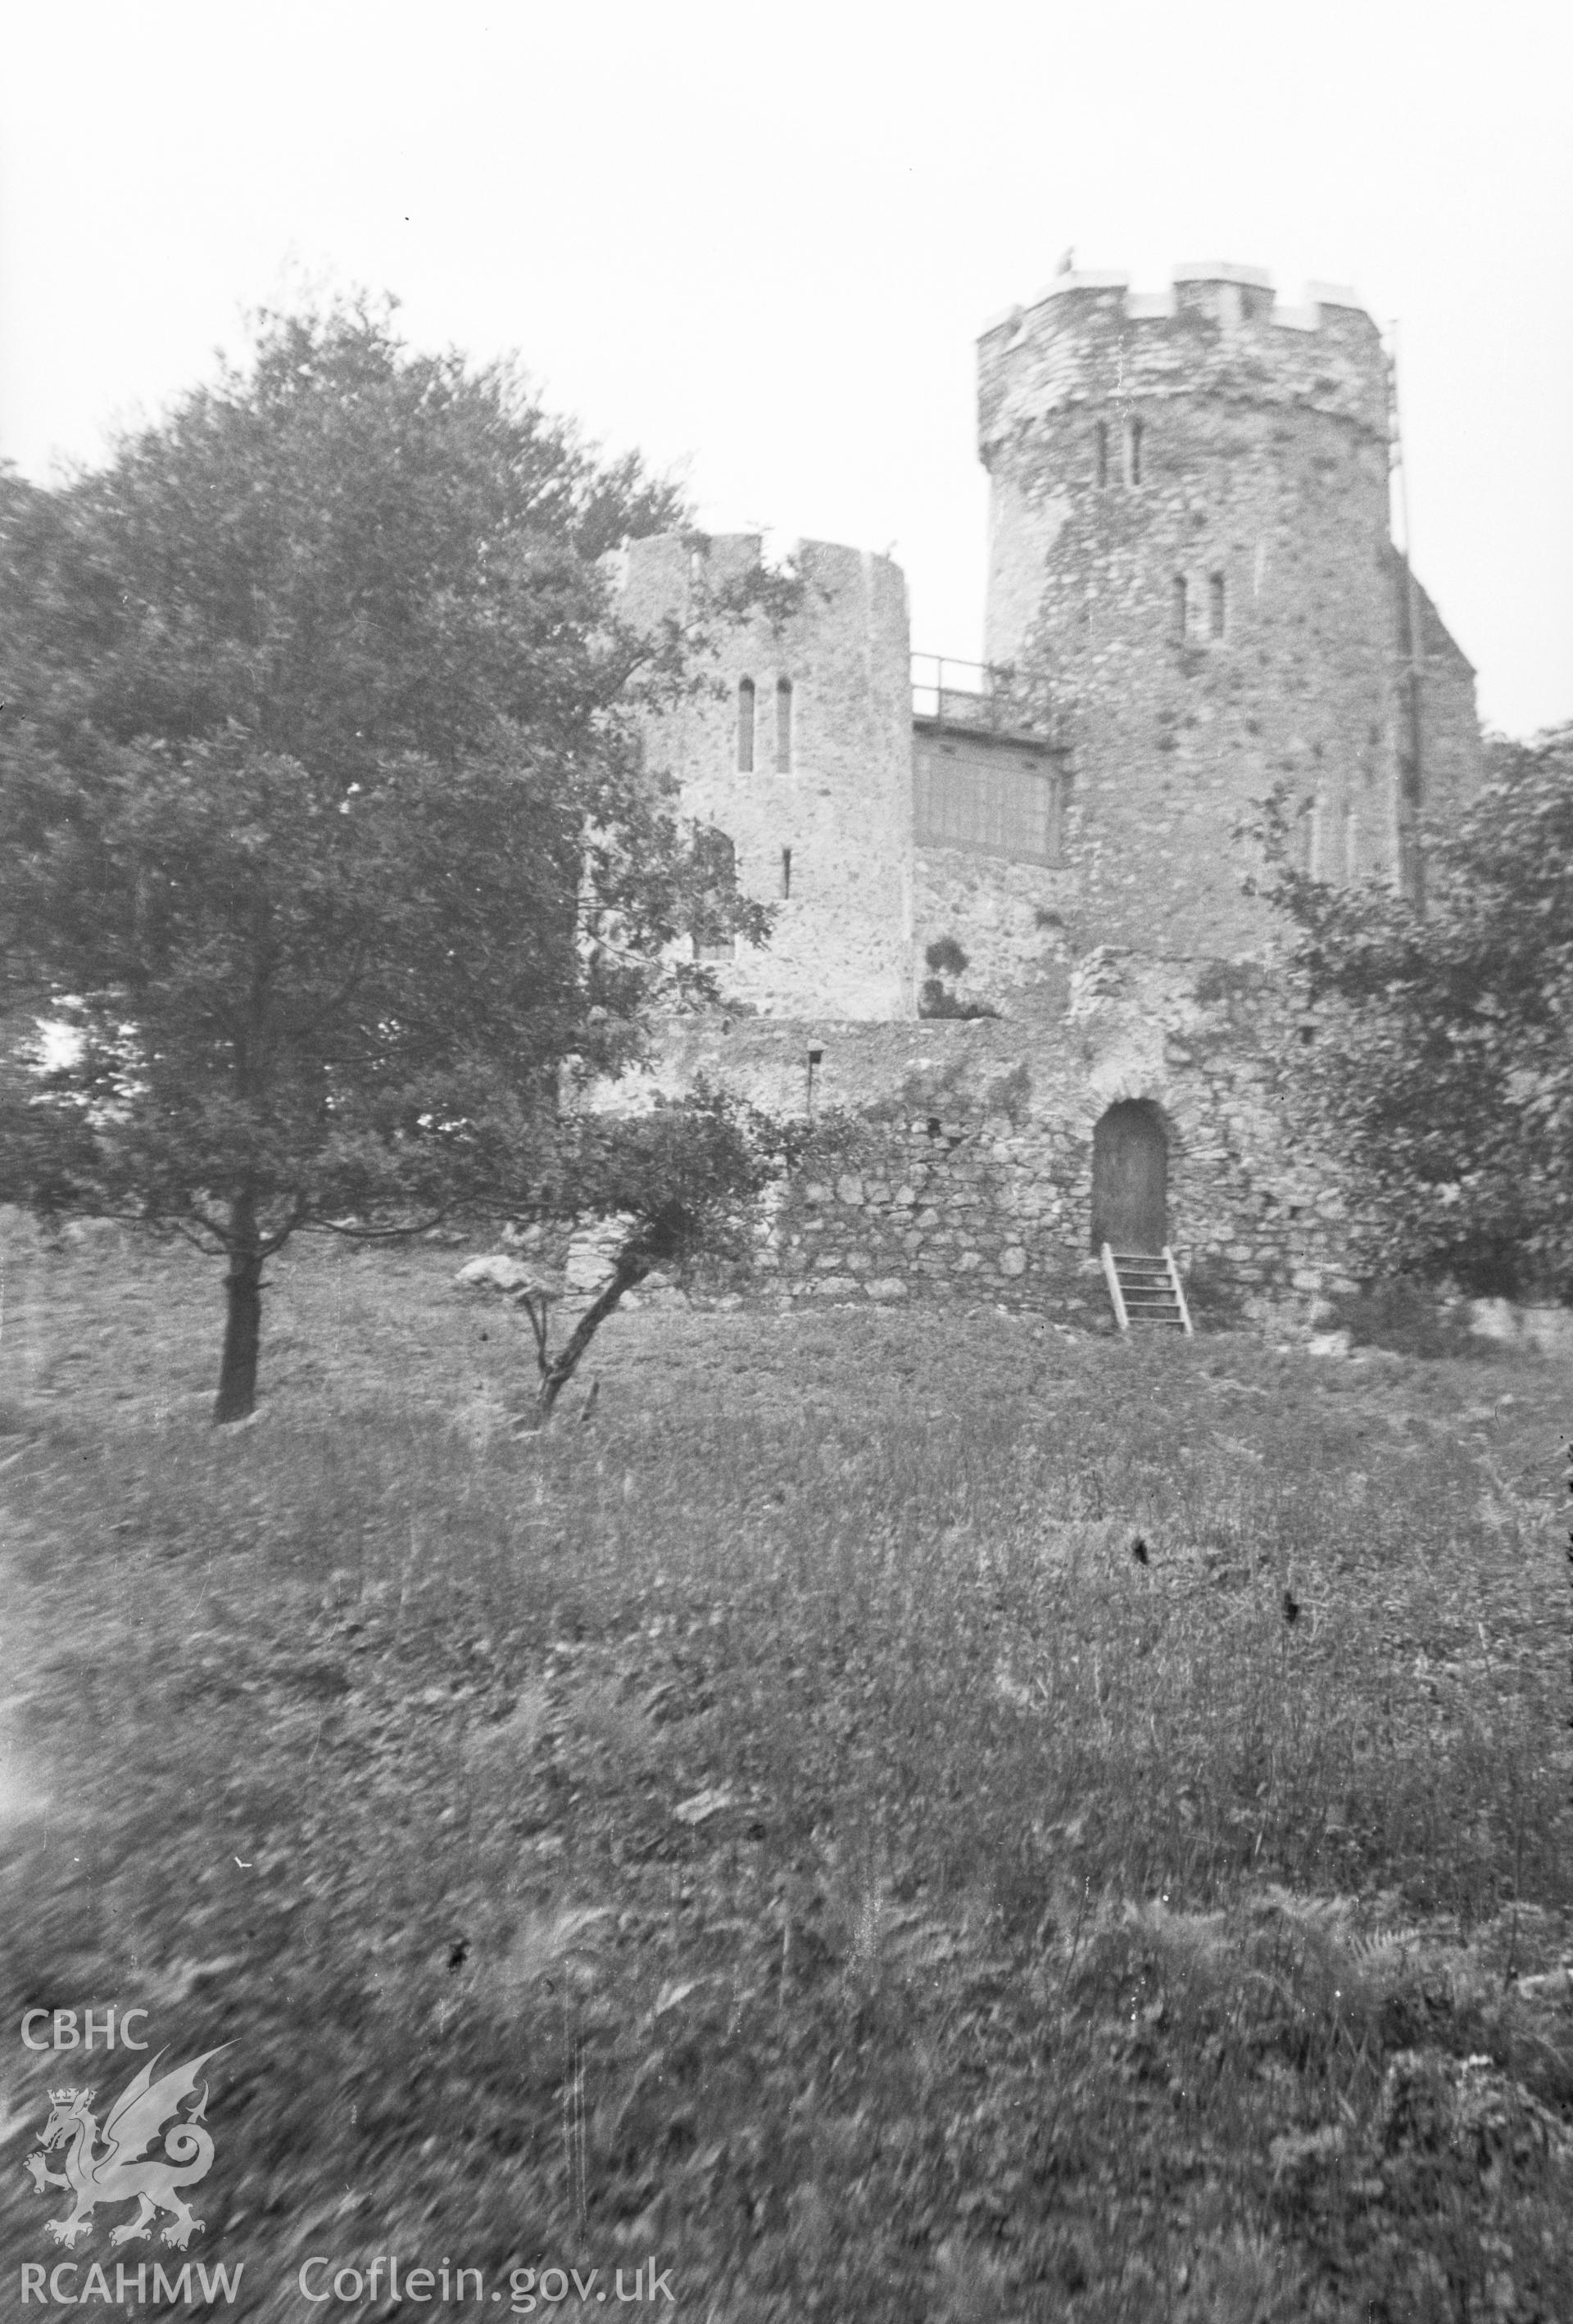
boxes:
[257,1198,312,1257]
[315,1210,451,1242]
[170,1216,228,1257]
[513,1289,552,1375]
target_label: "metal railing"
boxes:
[911,652,1056,740]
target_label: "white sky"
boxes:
[2,0,1569,737]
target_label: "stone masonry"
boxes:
[628,962,1362,1325]
[616,532,914,1020]
[978,264,1481,958]
[607,261,1482,1324]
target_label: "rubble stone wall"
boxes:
[597,270,1483,1320]
[635,979,1364,1326]
[977,268,1483,955]
[616,532,915,1020]
[1404,568,1486,853]
[911,843,1075,1022]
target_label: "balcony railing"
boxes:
[911,653,1057,742]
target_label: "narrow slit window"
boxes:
[775,676,792,771]
[1208,573,1226,639]
[691,827,737,962]
[737,677,755,772]
[1172,575,1188,642]
[1124,416,1144,487]
[781,846,792,899]
[1095,421,1108,488]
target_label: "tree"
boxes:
[0,300,772,1419]
[917,935,999,1021]
[1269,727,1573,1298]
[509,1089,787,1425]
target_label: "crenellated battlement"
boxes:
[972,249,1485,963]
[980,262,1370,333]
[978,263,1388,451]
[596,245,1480,1317]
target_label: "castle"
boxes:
[614,263,1482,1325]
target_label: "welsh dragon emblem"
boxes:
[24,2047,227,2250]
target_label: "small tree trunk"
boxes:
[533,1251,651,1425]
[215,1195,264,1424]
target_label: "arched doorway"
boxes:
[1090,1101,1167,1253]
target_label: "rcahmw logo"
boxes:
[17,2020,241,2308]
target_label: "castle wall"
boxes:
[1401,565,1485,859]
[912,844,1074,1022]
[617,533,915,1019]
[977,269,1459,952]
[909,715,1075,1017]
[596,264,1484,1330]
[624,964,1362,1325]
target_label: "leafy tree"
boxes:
[510,1089,787,1425]
[1270,726,1573,1298]
[918,935,998,1022]
[0,300,773,1420]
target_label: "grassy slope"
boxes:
[2,1227,1571,2322]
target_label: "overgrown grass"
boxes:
[1327,1278,1488,1361]
[2,1228,1570,2321]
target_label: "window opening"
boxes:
[1124,417,1144,487]
[781,846,792,899]
[737,677,755,772]
[1172,575,1188,642]
[775,676,792,772]
[691,827,737,962]
[913,741,1063,865]
[1308,794,1326,880]
[1208,573,1226,639]
[1095,421,1108,488]
[1298,795,1321,877]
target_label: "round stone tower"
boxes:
[979,263,1407,958]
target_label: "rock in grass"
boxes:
[455,1254,541,1293]
[673,1786,737,1826]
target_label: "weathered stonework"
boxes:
[619,532,914,1020]
[913,854,1074,1017]
[1398,563,1483,870]
[624,972,1366,1326]
[978,265,1480,958]
[606,261,1483,1325]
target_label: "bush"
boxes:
[1327,1278,1486,1360]
[1181,1253,1251,1330]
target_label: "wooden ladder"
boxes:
[1100,1244,1194,1336]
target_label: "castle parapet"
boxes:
[978,264,1388,453]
